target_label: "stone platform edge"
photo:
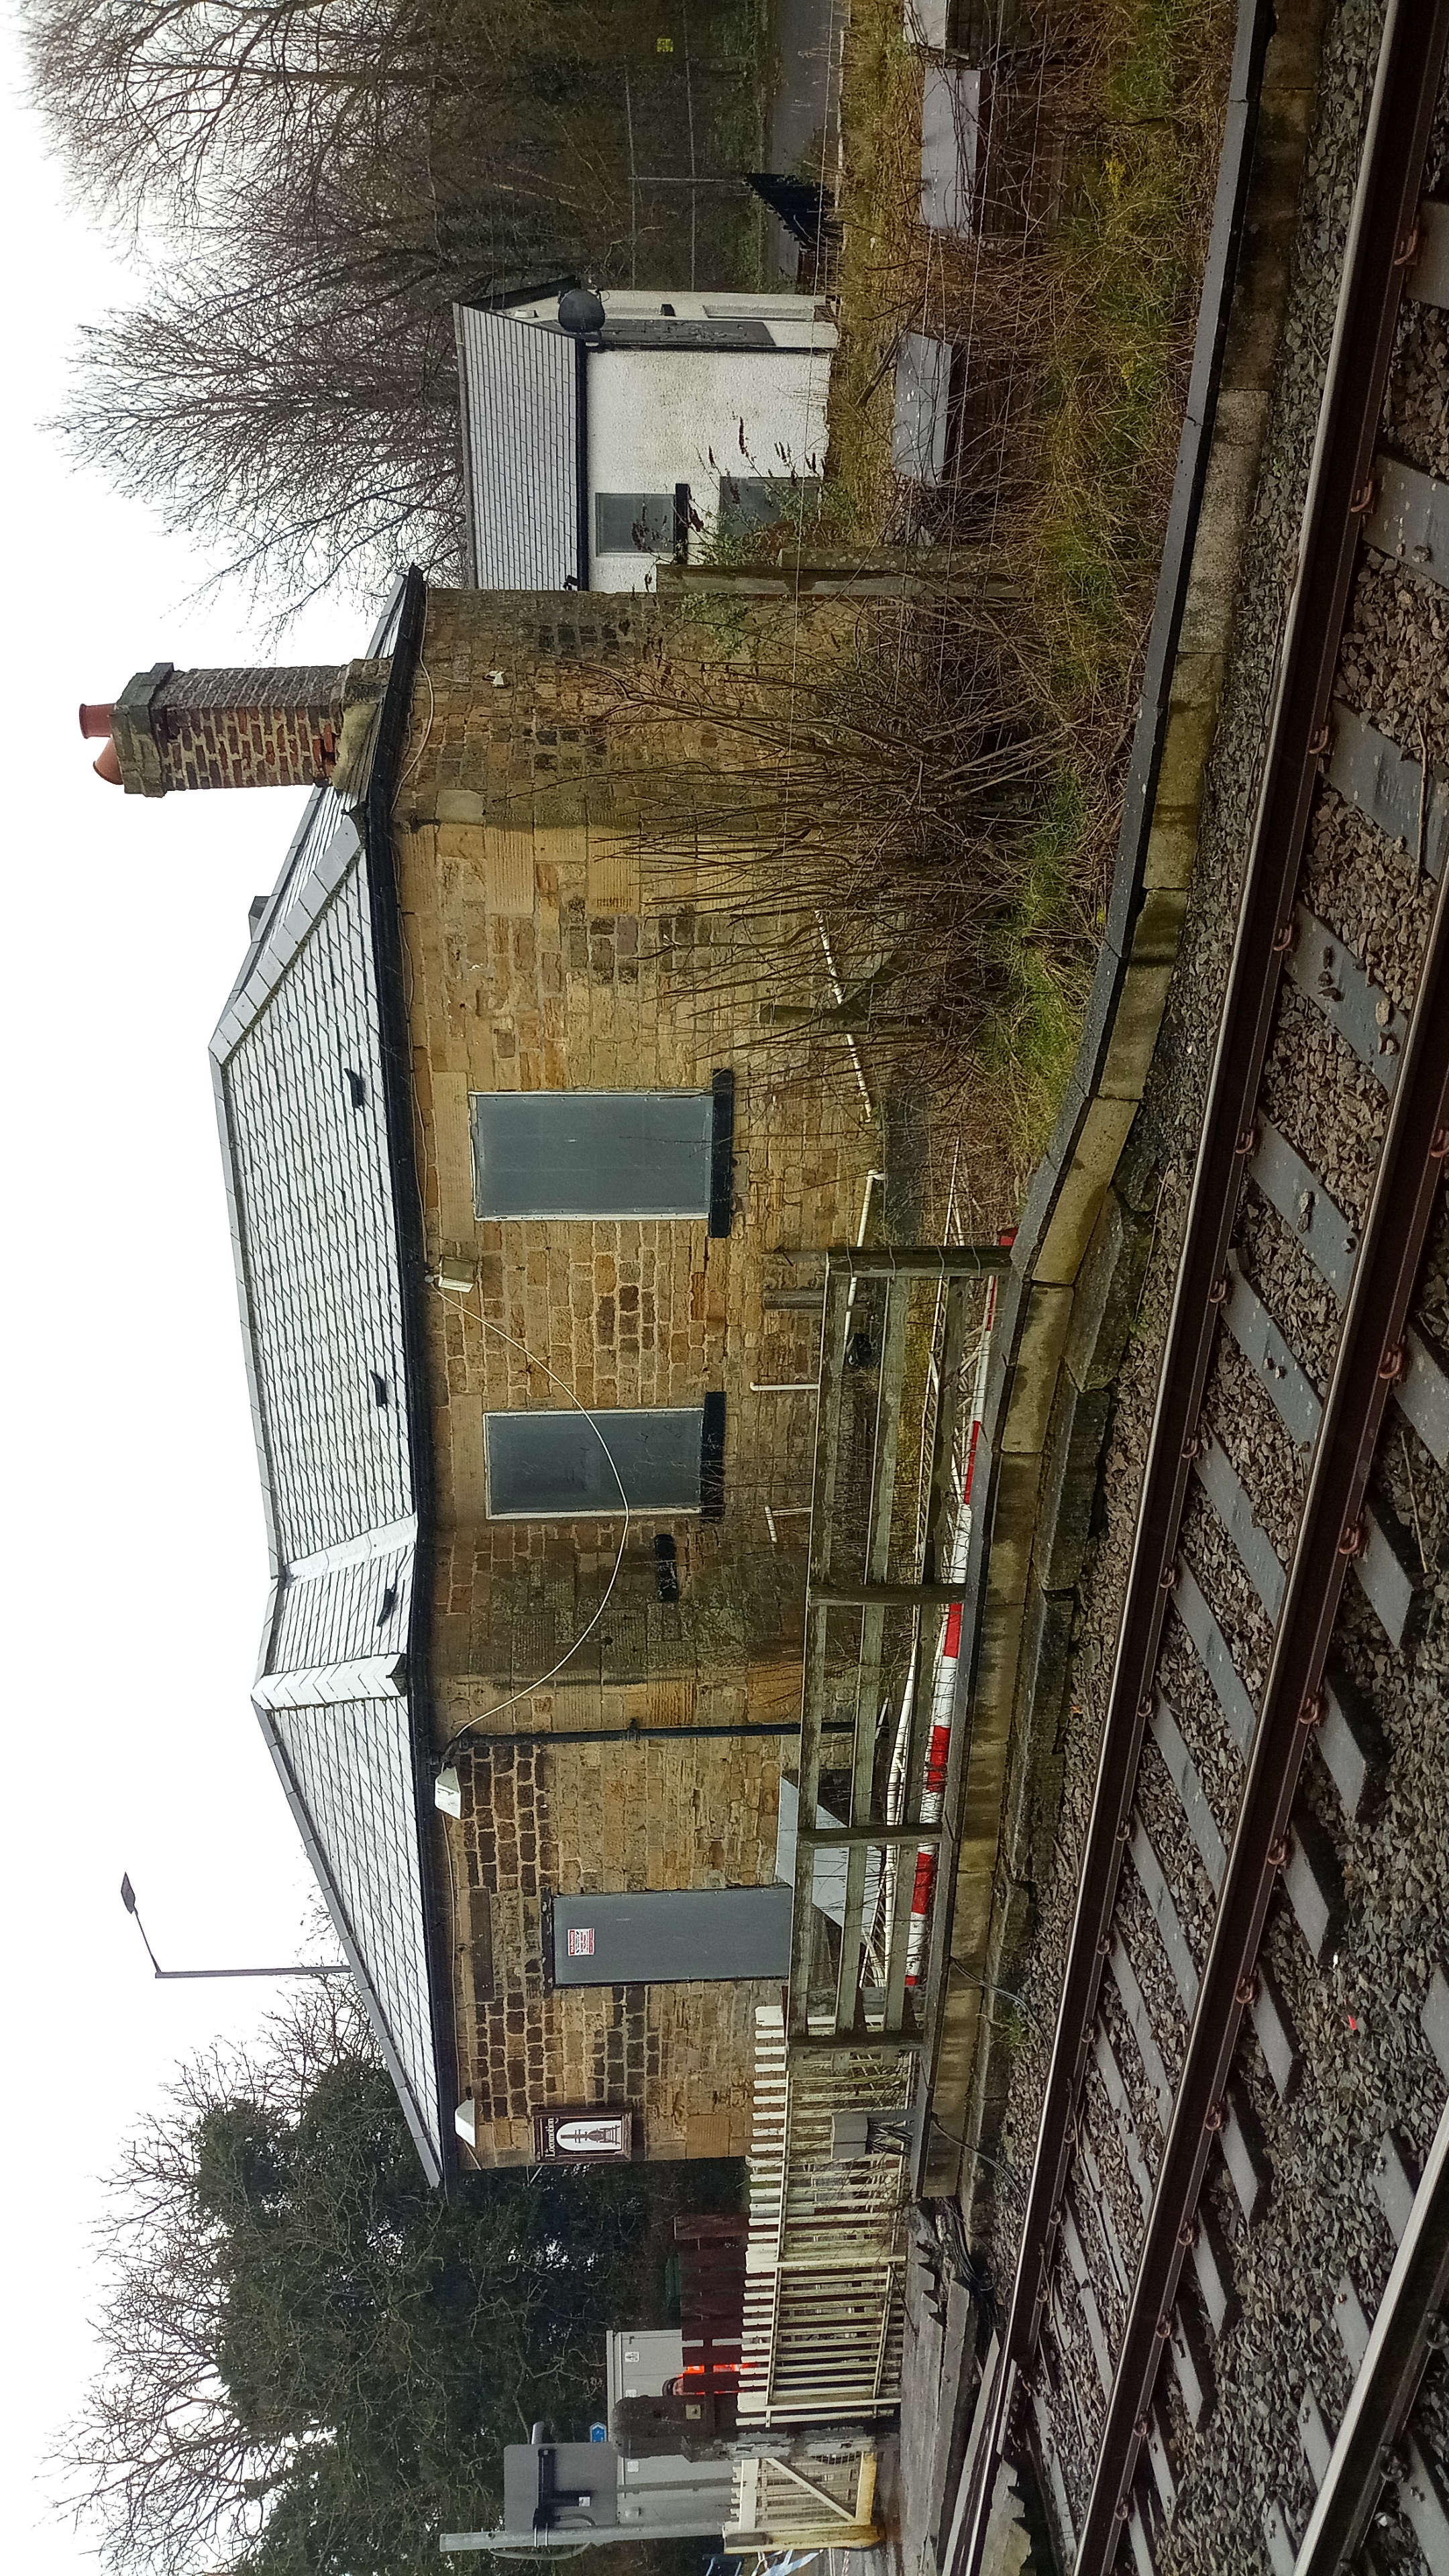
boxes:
[910,0,1332,2210]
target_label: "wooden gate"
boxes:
[728,2448,880,2550]
[739,2005,910,2427]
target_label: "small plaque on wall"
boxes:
[533,2107,634,2163]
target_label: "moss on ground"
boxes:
[1028,0,1229,718]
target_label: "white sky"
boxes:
[0,46,382,2571]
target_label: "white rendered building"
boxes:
[454,288,836,592]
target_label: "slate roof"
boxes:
[209,574,449,2182]
[455,305,585,589]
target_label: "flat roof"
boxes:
[455,305,584,589]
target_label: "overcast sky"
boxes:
[0,39,384,2571]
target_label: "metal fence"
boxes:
[782,1245,1010,2056]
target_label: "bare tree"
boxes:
[24,0,630,253]
[23,0,652,613]
[23,3,599,220]
[55,1984,380,2576]
[58,245,468,613]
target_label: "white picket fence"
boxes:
[737,2004,912,2428]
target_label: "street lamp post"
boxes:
[119,1876,351,1980]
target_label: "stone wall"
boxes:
[451,1735,780,2161]
[398,585,880,2163]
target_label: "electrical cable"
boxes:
[434,1280,633,1756]
[384,770,633,1758]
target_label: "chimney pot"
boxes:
[79,702,116,741]
[91,659,388,794]
[93,739,124,786]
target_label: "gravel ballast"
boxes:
[976,13,1449,2566]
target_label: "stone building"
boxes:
[85,570,881,2181]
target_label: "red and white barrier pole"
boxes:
[905,1262,1004,1984]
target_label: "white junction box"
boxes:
[606,2326,686,2420]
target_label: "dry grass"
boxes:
[596,580,1069,1230]
[816,0,1234,1179]
[624,0,1233,1226]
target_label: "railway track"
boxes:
[950,8,1449,2571]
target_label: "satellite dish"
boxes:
[557,286,606,336]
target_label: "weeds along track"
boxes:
[951,8,1449,2571]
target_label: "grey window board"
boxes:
[596,492,675,553]
[486,1405,705,1518]
[472,1089,714,1220]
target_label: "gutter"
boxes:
[452,308,480,588]
[359,564,462,2185]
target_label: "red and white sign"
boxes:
[567,1925,596,1957]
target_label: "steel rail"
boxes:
[951,4,1449,2566]
[1077,672,1449,2568]
[1292,2091,1449,2571]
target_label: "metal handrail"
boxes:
[784,1248,1004,2054]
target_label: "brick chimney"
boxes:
[83,658,390,796]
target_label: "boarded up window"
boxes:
[468,1898,496,2003]
[434,819,537,916]
[482,824,536,914]
[549,1886,793,1984]
[471,1089,714,1219]
[486,1405,706,1517]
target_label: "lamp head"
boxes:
[120,1874,138,1915]
[557,285,606,337]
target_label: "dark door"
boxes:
[551,1887,793,1984]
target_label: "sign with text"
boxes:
[532,2107,634,2163]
